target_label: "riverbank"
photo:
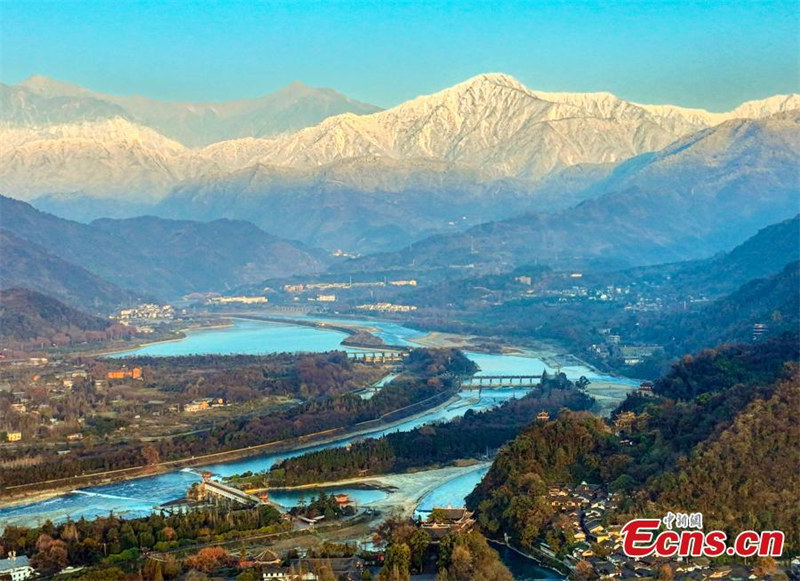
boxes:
[0,386,468,510]
[488,540,570,579]
[91,319,235,358]
[262,463,492,524]
[225,314,408,350]
[1,314,637,528]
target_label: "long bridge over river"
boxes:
[461,374,544,389]
[347,350,408,363]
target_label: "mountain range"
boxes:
[1,75,380,146]
[0,229,144,312]
[345,111,800,271]
[0,195,327,306]
[2,73,798,252]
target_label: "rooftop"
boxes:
[0,555,31,572]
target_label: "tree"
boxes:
[316,565,337,581]
[185,546,232,573]
[754,557,778,577]
[657,564,674,580]
[31,536,69,573]
[379,544,411,581]
[408,529,430,572]
[143,560,164,581]
[572,560,596,581]
[61,521,80,542]
[448,545,474,580]
[157,526,175,542]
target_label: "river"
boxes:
[1,316,636,579]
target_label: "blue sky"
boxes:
[1,0,798,110]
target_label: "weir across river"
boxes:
[346,350,408,363]
[461,374,543,389]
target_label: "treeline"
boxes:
[388,221,799,379]
[467,333,800,552]
[467,410,613,548]
[268,372,594,486]
[0,287,137,350]
[375,515,513,580]
[1,505,284,577]
[101,351,383,403]
[0,349,473,488]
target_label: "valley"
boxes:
[1,11,799,578]
[0,316,632,580]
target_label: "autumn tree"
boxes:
[571,560,596,581]
[657,564,674,580]
[31,534,69,572]
[185,546,232,573]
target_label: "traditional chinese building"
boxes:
[420,506,476,540]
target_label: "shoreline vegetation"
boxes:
[0,389,452,505]
[0,379,466,509]
[251,373,593,490]
[236,312,622,383]
[100,310,622,383]
[0,317,621,496]
[488,539,571,576]
[89,319,235,358]
[0,317,620,581]
[0,315,624,508]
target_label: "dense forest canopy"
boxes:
[266,372,594,486]
[467,333,800,553]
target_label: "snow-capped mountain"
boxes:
[198,74,799,178]
[347,112,800,271]
[2,75,381,146]
[1,73,798,206]
[0,118,206,200]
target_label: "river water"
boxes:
[1,317,635,578]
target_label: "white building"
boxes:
[207,296,268,305]
[0,553,34,581]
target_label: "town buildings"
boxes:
[208,296,268,305]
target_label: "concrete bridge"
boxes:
[462,374,543,389]
[199,478,267,508]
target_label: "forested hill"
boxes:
[264,372,594,487]
[0,230,144,312]
[467,333,800,552]
[660,214,800,297]
[0,287,135,347]
[629,261,800,370]
[0,195,327,302]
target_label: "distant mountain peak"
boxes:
[729,94,800,119]
[4,75,382,148]
[18,74,89,97]
[280,80,314,92]
[461,72,527,88]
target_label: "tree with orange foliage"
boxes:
[185,546,233,573]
